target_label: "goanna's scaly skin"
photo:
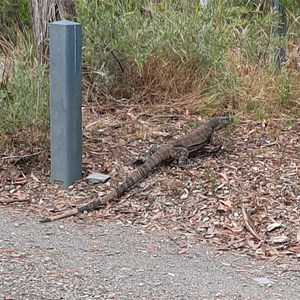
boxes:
[77,116,231,213]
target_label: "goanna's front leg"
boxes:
[131,144,158,166]
[172,146,189,168]
[203,133,222,154]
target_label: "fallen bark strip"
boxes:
[40,116,232,223]
[241,205,262,241]
[40,208,79,223]
[0,198,30,204]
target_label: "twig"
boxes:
[241,205,262,241]
[148,114,180,121]
[0,198,29,204]
[110,50,124,73]
[39,208,79,223]
[1,151,44,160]
[261,142,278,148]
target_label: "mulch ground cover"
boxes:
[1,104,299,262]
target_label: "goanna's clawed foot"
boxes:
[130,156,147,166]
[177,162,189,170]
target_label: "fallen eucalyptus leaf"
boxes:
[271,235,289,244]
[267,222,281,232]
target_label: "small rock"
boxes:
[87,173,111,184]
[253,277,276,285]
[44,257,51,262]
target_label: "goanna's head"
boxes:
[207,116,233,131]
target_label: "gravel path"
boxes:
[0,207,299,300]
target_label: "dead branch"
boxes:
[241,205,262,241]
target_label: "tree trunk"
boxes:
[28,0,75,59]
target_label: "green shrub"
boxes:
[1,0,300,141]
[0,0,31,44]
[0,36,49,132]
[73,0,299,113]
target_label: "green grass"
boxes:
[0,33,49,133]
[0,0,300,148]
[74,0,299,112]
[0,0,31,46]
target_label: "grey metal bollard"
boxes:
[50,20,82,188]
[273,0,286,68]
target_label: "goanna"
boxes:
[40,116,232,222]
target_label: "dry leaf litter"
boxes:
[1,107,300,262]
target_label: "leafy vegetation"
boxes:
[0,0,31,44]
[74,0,300,116]
[0,0,299,141]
